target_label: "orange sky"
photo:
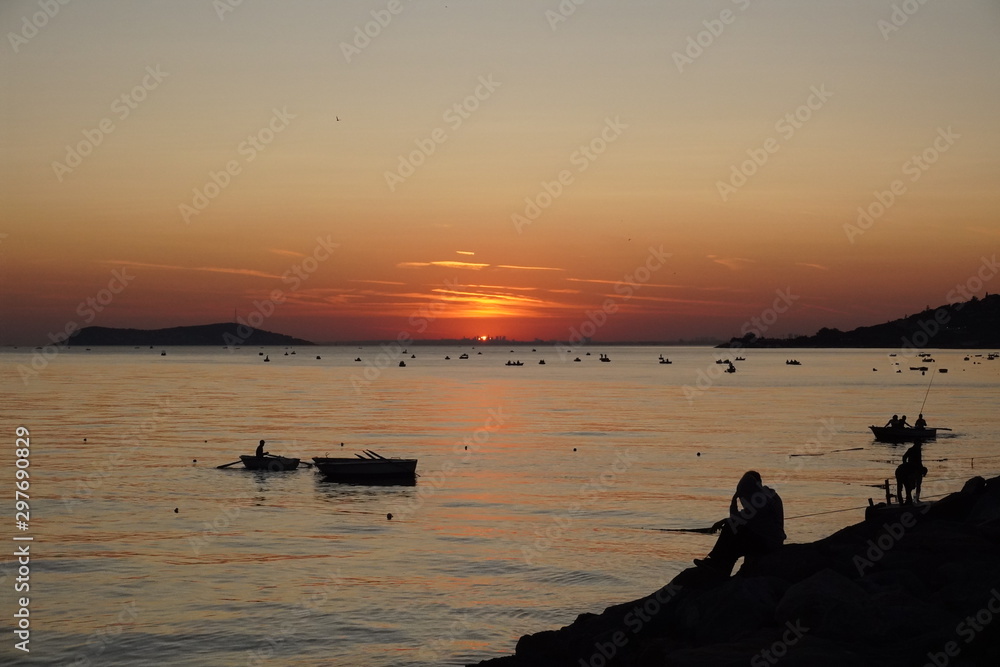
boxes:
[1,1,999,345]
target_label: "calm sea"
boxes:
[2,345,999,666]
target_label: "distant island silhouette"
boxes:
[69,323,314,347]
[719,293,999,349]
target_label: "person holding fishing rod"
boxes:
[694,471,786,575]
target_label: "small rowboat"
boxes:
[313,450,417,482]
[239,455,301,471]
[869,426,937,443]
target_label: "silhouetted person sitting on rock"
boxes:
[895,441,927,504]
[256,439,268,459]
[695,471,785,575]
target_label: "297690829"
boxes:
[14,425,32,653]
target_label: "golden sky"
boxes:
[1,0,999,344]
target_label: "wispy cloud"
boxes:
[494,264,565,272]
[708,256,756,271]
[269,248,307,258]
[795,262,830,271]
[396,260,490,270]
[103,260,282,280]
[349,279,407,286]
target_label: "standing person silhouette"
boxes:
[695,471,786,575]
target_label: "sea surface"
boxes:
[2,345,999,666]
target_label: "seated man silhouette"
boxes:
[695,471,785,575]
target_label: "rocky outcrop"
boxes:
[473,476,1000,667]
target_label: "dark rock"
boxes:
[469,474,1000,667]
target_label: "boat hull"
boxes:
[869,426,937,443]
[313,456,417,482]
[239,455,301,471]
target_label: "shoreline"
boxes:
[472,475,1000,667]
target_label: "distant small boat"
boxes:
[506,360,523,366]
[785,360,801,365]
[161,350,166,356]
[869,426,937,443]
[909,366,928,372]
[599,354,610,362]
[735,357,746,361]
[538,359,545,365]
[399,361,406,367]
[459,353,469,359]
[659,358,672,364]
[239,455,301,471]
[938,368,948,373]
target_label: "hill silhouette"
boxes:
[720,294,1000,349]
[68,323,313,347]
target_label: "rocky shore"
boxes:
[472,475,1000,667]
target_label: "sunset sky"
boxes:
[1,0,999,345]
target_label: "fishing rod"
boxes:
[918,369,935,416]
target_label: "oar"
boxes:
[936,427,952,431]
[364,449,420,477]
[650,526,719,534]
[216,460,242,469]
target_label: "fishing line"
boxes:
[918,369,935,416]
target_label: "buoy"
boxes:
[174,508,179,513]
[573,447,577,452]
[193,459,197,463]
[386,513,393,521]
[83,438,87,442]
[697,452,701,457]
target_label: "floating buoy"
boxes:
[386,513,393,521]
[174,508,179,513]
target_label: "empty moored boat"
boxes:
[313,450,417,482]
